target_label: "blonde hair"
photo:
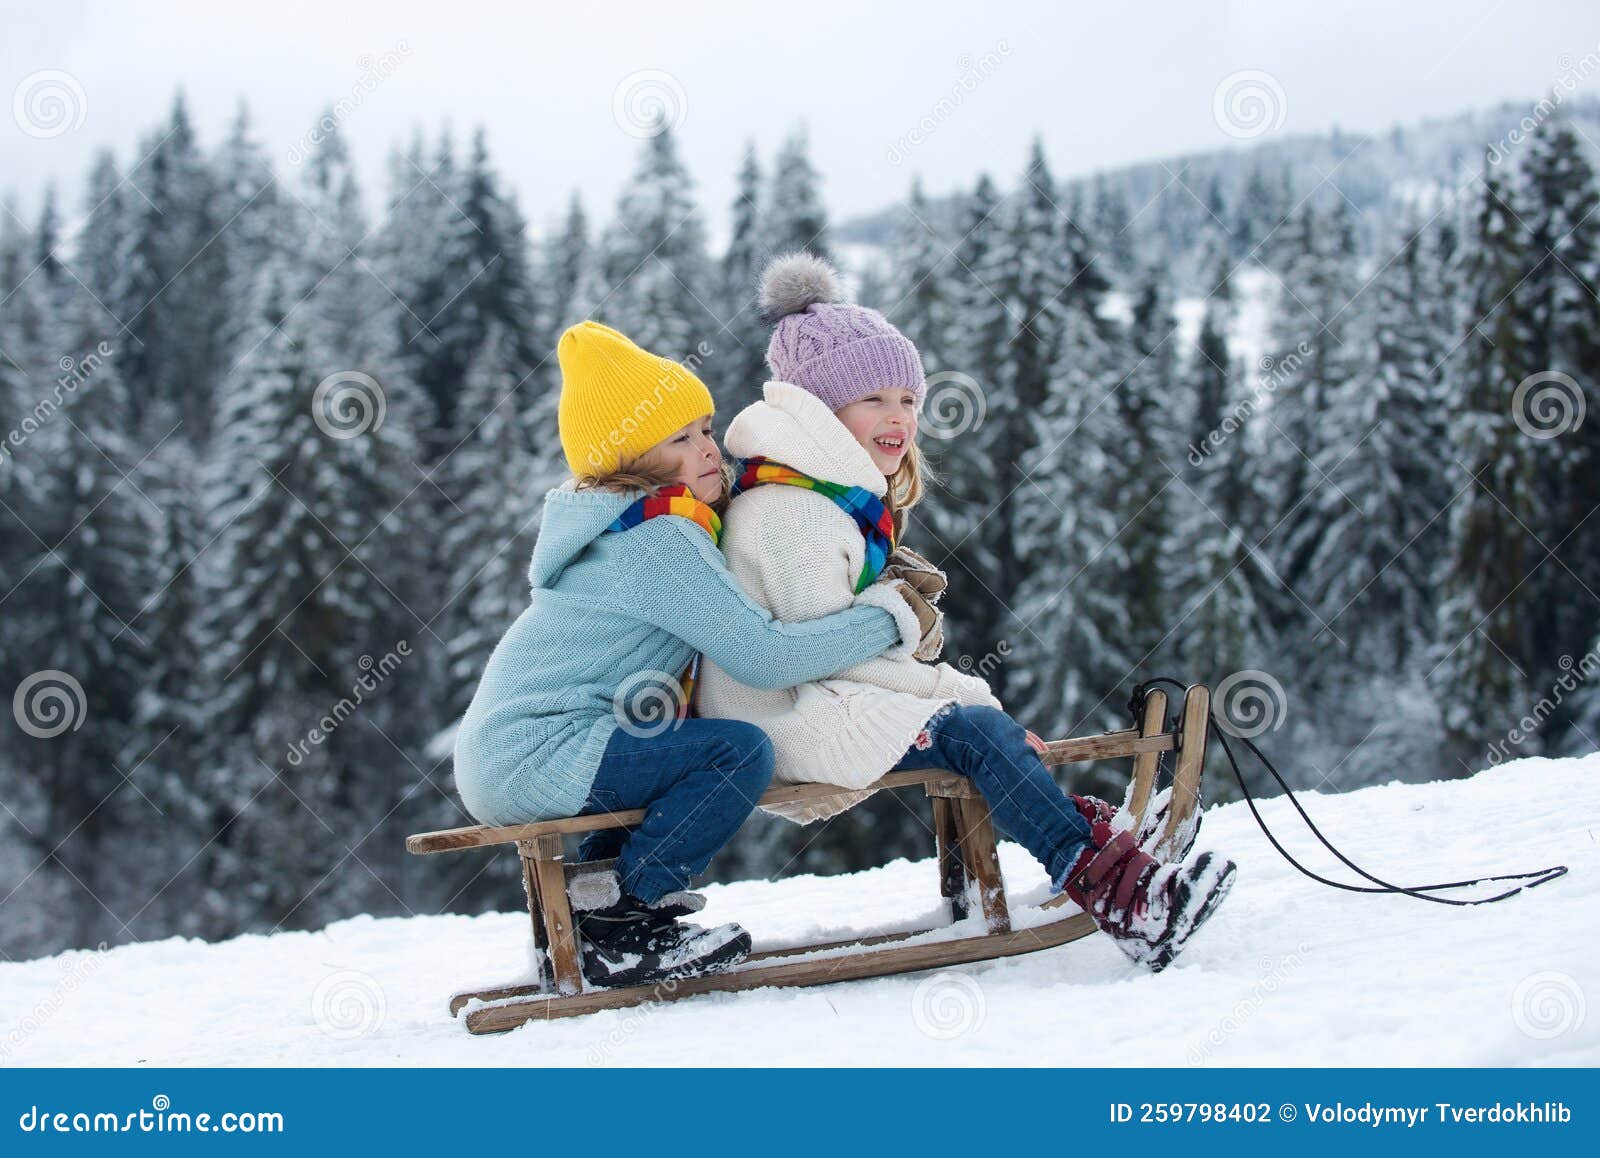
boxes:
[884,439,932,541]
[573,455,736,517]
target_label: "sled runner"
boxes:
[406,683,1213,1034]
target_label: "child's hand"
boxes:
[1024,730,1048,756]
[884,578,944,660]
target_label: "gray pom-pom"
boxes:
[759,252,842,322]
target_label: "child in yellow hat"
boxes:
[451,320,925,988]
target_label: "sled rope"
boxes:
[1128,676,1569,906]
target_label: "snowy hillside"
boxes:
[3,754,1595,1066]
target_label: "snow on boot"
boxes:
[575,891,751,989]
[1062,823,1236,972]
[1070,787,1202,863]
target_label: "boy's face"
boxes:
[834,388,919,475]
[637,416,723,503]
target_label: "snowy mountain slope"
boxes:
[2,754,1595,1067]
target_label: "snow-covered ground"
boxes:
[2,754,1595,1066]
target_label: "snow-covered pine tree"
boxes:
[299,114,391,351]
[714,143,769,415]
[126,445,221,937]
[0,193,27,295]
[1517,116,1600,745]
[1255,194,1364,664]
[921,173,1008,670]
[111,93,228,440]
[203,251,420,933]
[73,151,131,358]
[883,176,953,374]
[1090,175,1135,278]
[442,322,540,720]
[20,294,152,946]
[376,129,475,455]
[450,131,541,429]
[533,191,590,366]
[1172,260,1273,686]
[30,185,63,286]
[584,124,717,369]
[1283,214,1452,674]
[1011,294,1134,745]
[210,102,288,357]
[1431,163,1540,765]
[523,191,591,471]
[1112,265,1185,674]
[765,127,831,262]
[957,140,1077,704]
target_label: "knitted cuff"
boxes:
[853,581,923,662]
[934,663,1002,709]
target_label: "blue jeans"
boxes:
[889,704,1091,890]
[575,718,775,903]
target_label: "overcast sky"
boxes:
[5,0,1600,241]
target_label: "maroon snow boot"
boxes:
[1062,820,1237,972]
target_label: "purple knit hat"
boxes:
[758,253,926,410]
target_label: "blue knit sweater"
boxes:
[451,482,910,825]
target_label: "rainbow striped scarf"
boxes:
[605,484,722,718]
[606,484,722,547]
[732,456,896,594]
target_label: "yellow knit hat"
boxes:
[556,321,715,477]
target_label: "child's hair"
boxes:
[574,456,737,517]
[884,436,933,541]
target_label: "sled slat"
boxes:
[408,768,974,853]
[447,921,969,1015]
[1125,689,1170,824]
[955,795,1010,933]
[528,835,583,995]
[1039,729,1175,766]
[1163,684,1210,849]
[517,841,551,991]
[930,795,970,921]
[464,911,1098,1033]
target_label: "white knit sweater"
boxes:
[696,380,1002,822]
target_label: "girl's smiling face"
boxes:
[637,416,724,503]
[834,388,919,475]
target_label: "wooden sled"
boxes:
[407,683,1212,1034]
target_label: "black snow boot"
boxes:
[568,867,749,988]
[575,892,752,990]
